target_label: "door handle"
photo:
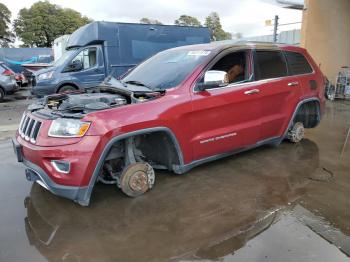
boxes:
[288,81,299,86]
[244,89,260,95]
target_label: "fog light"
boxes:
[51,160,70,174]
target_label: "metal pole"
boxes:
[273,15,279,42]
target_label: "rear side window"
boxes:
[285,51,313,75]
[254,51,287,80]
[0,65,5,74]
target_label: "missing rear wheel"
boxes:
[288,122,305,143]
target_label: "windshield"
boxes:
[122,49,211,90]
[51,49,78,68]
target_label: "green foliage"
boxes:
[204,12,232,41]
[0,3,14,47]
[13,1,91,47]
[174,15,202,27]
[140,18,163,25]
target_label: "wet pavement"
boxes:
[0,100,350,262]
[0,89,33,140]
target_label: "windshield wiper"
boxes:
[124,80,153,90]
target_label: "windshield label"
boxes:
[187,51,211,56]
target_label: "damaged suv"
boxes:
[13,42,325,206]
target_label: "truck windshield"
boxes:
[122,49,211,90]
[51,49,78,68]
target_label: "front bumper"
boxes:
[31,79,57,96]
[12,136,101,206]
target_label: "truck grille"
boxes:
[19,114,42,143]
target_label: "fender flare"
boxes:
[78,127,184,206]
[283,97,321,138]
[55,82,82,93]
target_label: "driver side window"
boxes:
[72,47,97,70]
[210,51,248,84]
[196,50,250,91]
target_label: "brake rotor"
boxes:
[288,122,305,143]
[120,162,155,197]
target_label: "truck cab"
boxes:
[31,21,211,96]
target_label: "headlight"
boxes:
[48,119,90,138]
[37,71,54,81]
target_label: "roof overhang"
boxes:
[276,0,304,10]
[261,0,304,10]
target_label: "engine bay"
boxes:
[47,92,128,113]
[28,86,164,118]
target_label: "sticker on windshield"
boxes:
[187,51,211,56]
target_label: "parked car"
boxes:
[0,62,18,101]
[15,72,28,87]
[13,42,326,206]
[31,21,211,97]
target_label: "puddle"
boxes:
[308,167,334,182]
[181,205,350,262]
[2,101,350,262]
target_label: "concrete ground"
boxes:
[0,98,349,262]
[0,89,33,140]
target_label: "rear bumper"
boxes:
[3,81,18,94]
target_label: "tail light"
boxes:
[15,74,22,80]
[3,69,14,76]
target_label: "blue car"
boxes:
[32,21,210,96]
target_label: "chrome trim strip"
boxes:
[51,160,70,174]
[19,113,26,132]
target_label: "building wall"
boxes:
[241,29,300,45]
[301,0,350,83]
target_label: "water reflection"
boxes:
[24,139,322,261]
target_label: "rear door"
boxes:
[284,50,315,98]
[253,50,302,141]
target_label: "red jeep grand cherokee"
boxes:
[13,42,326,206]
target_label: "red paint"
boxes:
[16,44,326,188]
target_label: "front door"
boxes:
[190,50,261,160]
[69,46,105,88]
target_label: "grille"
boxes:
[19,113,42,143]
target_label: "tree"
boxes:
[0,3,14,47]
[140,18,162,25]
[13,1,91,47]
[174,15,202,27]
[204,12,232,41]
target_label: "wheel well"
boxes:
[136,131,181,169]
[0,86,5,96]
[293,101,320,128]
[57,83,79,93]
[105,131,181,171]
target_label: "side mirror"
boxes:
[197,70,229,91]
[68,60,83,72]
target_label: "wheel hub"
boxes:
[129,171,148,192]
[120,162,155,197]
[288,122,305,143]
